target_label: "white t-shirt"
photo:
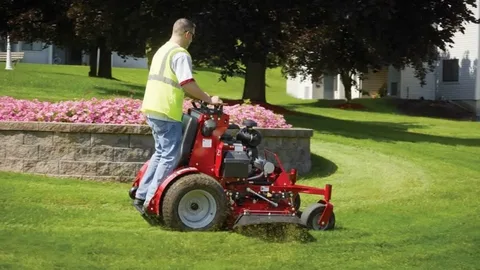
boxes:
[171,52,194,86]
[148,51,195,122]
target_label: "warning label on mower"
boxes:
[202,139,212,148]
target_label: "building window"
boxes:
[390,82,398,96]
[22,42,44,51]
[442,59,459,82]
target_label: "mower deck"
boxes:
[233,213,303,229]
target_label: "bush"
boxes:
[0,96,292,128]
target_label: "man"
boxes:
[133,18,222,213]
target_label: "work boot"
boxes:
[132,198,145,214]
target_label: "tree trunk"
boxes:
[145,38,156,71]
[242,54,267,103]
[97,38,112,79]
[340,72,353,101]
[88,46,98,77]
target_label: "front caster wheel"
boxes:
[161,173,229,231]
[300,203,335,230]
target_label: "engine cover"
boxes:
[222,150,250,178]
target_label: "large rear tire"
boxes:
[161,173,229,231]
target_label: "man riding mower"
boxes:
[128,100,336,232]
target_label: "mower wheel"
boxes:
[161,173,229,231]
[300,203,335,231]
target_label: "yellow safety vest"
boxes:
[141,41,190,122]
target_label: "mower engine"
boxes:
[215,119,323,229]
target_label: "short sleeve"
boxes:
[171,52,195,86]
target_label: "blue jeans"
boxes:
[135,117,183,207]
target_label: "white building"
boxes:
[287,0,480,117]
[0,39,148,69]
[286,73,362,100]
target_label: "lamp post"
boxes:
[5,34,13,70]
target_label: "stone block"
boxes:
[136,125,152,135]
[101,124,141,134]
[113,148,153,162]
[91,134,129,147]
[59,161,97,176]
[39,145,76,160]
[256,128,313,138]
[0,158,23,172]
[80,175,125,182]
[297,138,310,151]
[0,121,39,131]
[0,131,24,144]
[0,145,5,159]
[96,161,143,177]
[69,123,104,133]
[129,135,154,148]
[54,132,91,146]
[74,147,114,162]
[6,145,38,159]
[37,122,71,132]
[96,162,110,176]
[24,131,54,145]
[23,160,59,174]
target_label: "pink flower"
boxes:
[0,96,292,128]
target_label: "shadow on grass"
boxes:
[48,72,126,81]
[286,98,477,121]
[285,112,480,147]
[295,153,338,181]
[234,224,317,243]
[94,85,145,99]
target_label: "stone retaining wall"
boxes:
[0,121,313,182]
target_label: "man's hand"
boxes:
[209,96,223,105]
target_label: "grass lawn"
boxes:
[0,63,307,106]
[1,63,480,269]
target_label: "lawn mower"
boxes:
[128,100,335,232]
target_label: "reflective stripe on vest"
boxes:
[148,74,181,89]
[147,45,183,89]
[140,42,190,122]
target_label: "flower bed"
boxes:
[0,96,292,128]
[0,97,314,180]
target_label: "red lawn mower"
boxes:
[128,100,335,232]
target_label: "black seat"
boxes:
[177,113,199,167]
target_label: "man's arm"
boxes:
[172,52,212,103]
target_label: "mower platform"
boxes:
[233,214,303,229]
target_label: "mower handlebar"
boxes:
[190,99,225,114]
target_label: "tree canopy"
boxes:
[182,0,322,102]
[282,0,479,100]
[3,0,479,102]
[4,0,152,78]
